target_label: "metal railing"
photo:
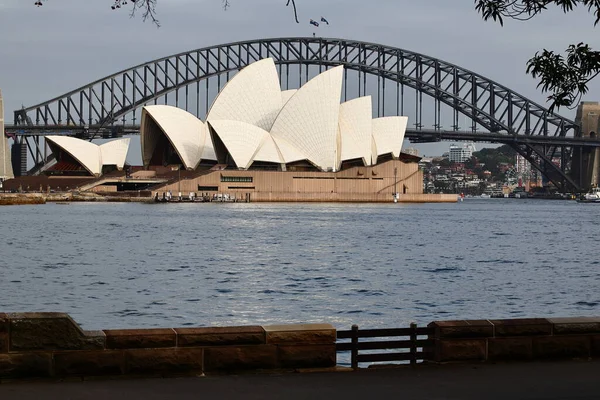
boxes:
[336,324,435,369]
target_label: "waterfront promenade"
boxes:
[1,361,598,399]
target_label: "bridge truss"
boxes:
[10,37,596,191]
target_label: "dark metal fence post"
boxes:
[351,324,359,370]
[410,322,417,366]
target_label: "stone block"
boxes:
[0,334,7,354]
[0,353,52,379]
[436,339,487,362]
[125,348,204,375]
[490,318,552,337]
[592,335,600,357]
[0,313,7,334]
[9,313,105,351]
[548,317,600,335]
[533,336,591,359]
[277,344,336,369]
[54,350,125,377]
[204,345,278,372]
[0,313,7,353]
[104,329,176,349]
[263,324,336,345]
[175,326,265,347]
[428,320,494,339]
[488,337,532,361]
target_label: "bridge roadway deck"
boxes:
[1,360,598,399]
[8,126,600,147]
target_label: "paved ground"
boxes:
[1,361,599,400]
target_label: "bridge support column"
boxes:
[572,102,600,190]
[0,89,15,183]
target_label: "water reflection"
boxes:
[0,200,598,330]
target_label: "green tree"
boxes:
[464,156,478,170]
[475,0,600,111]
[473,145,515,177]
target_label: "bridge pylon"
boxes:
[0,89,15,182]
[572,102,600,190]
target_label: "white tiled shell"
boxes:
[253,135,284,164]
[208,120,270,169]
[270,66,344,171]
[272,136,308,164]
[372,116,408,162]
[99,138,130,170]
[281,89,297,106]
[339,96,373,166]
[207,58,283,131]
[141,105,206,170]
[200,133,217,161]
[45,135,102,176]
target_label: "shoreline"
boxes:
[0,192,458,205]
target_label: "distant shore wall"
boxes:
[248,192,458,203]
[0,193,152,205]
[0,192,457,205]
[1,313,599,380]
[0,194,46,206]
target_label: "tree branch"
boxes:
[476,0,600,110]
[286,0,300,23]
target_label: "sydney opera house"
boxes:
[3,58,445,202]
[136,58,424,202]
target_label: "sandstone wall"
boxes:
[428,317,600,362]
[2,314,599,381]
[0,313,335,380]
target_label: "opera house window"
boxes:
[221,176,253,183]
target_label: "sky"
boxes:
[1,0,599,162]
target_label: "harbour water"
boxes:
[0,199,598,330]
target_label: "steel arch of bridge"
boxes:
[12,37,582,191]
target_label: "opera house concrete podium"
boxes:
[140,58,427,202]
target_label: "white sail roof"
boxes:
[339,96,373,166]
[141,105,206,170]
[135,60,411,173]
[208,120,270,169]
[45,136,102,176]
[99,138,130,170]
[45,136,132,176]
[200,133,217,161]
[281,89,297,106]
[372,116,408,161]
[270,66,344,171]
[207,58,283,131]
[272,136,307,164]
[253,135,284,164]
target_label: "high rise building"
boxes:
[448,143,476,163]
[404,147,419,156]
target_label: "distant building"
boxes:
[515,154,530,176]
[448,143,476,163]
[404,147,419,156]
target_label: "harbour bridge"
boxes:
[6,37,600,192]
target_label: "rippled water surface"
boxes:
[1,200,599,330]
